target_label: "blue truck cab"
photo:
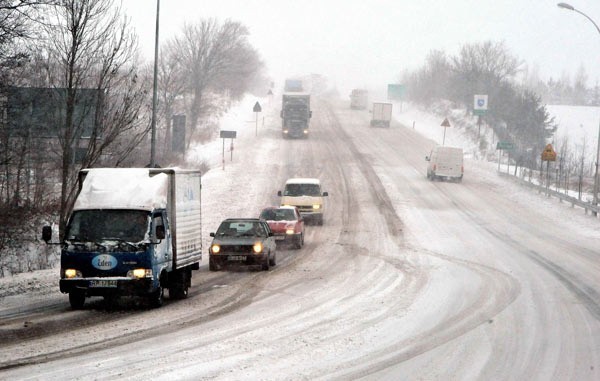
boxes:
[43,168,202,309]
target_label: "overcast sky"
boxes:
[122,0,600,93]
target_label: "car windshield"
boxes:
[260,208,296,221]
[65,209,149,243]
[216,221,265,237]
[284,183,320,197]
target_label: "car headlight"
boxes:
[253,242,263,253]
[286,228,295,235]
[313,204,321,210]
[211,244,221,254]
[64,269,82,279]
[128,269,152,279]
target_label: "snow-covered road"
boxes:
[1,96,599,380]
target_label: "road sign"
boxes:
[541,143,556,161]
[440,118,451,127]
[387,84,406,100]
[253,101,262,113]
[474,94,488,115]
[496,141,515,150]
[220,130,237,139]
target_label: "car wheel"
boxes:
[262,253,270,271]
[294,234,303,249]
[269,250,276,266]
[209,256,219,271]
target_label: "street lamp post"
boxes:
[558,2,600,216]
[150,0,160,167]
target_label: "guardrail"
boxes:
[498,172,600,217]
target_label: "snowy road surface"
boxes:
[1,96,599,380]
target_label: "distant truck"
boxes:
[425,146,464,182]
[280,93,312,139]
[42,168,202,309]
[350,89,368,110]
[370,102,392,127]
[284,79,303,92]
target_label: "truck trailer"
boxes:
[370,102,392,127]
[42,167,202,309]
[350,89,368,110]
[280,93,312,139]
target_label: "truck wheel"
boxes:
[317,216,324,226]
[149,286,163,308]
[169,270,189,300]
[170,284,188,300]
[69,290,85,309]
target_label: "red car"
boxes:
[259,206,304,249]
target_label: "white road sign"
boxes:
[474,94,488,110]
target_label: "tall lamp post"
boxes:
[558,2,600,216]
[150,0,160,167]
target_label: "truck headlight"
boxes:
[253,242,263,253]
[128,269,152,279]
[64,269,82,279]
[313,204,321,210]
[211,244,221,254]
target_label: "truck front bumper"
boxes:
[60,277,156,297]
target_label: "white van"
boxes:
[425,146,464,182]
[278,178,328,225]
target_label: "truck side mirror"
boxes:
[277,190,282,196]
[322,191,329,197]
[42,225,52,243]
[156,225,166,240]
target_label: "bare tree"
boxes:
[42,0,147,236]
[450,40,522,106]
[168,18,263,143]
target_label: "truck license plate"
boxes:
[89,280,118,288]
[228,255,247,261]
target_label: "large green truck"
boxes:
[280,93,312,139]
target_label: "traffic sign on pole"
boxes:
[474,94,488,116]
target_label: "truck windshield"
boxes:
[284,184,321,197]
[65,210,150,243]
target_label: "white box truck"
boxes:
[425,146,464,182]
[42,168,202,309]
[370,102,392,127]
[350,89,368,110]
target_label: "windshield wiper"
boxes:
[66,239,108,251]
[103,237,139,250]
